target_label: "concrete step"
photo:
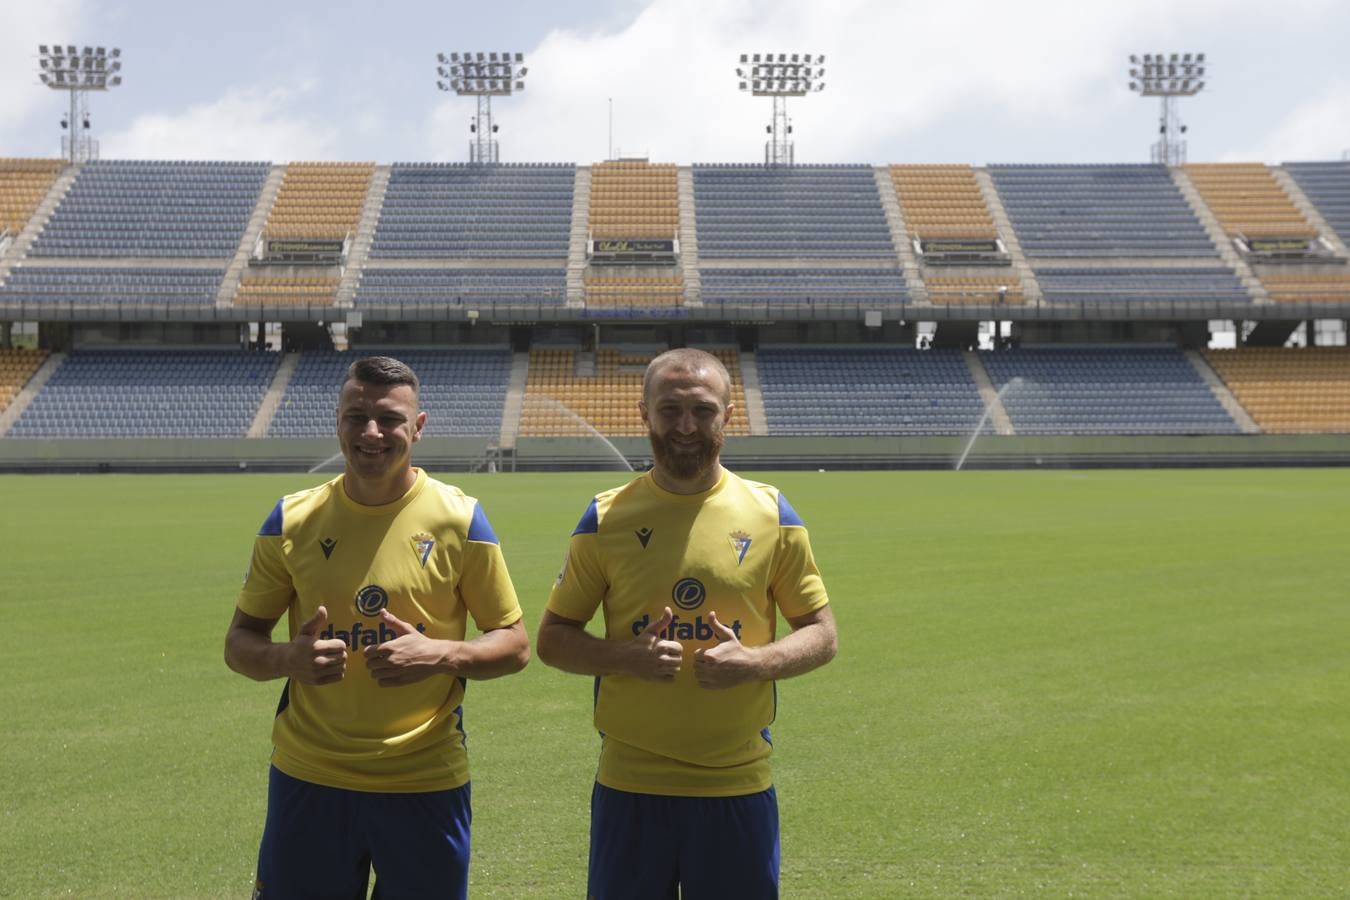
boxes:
[1170,167,1268,303]
[873,166,927,302]
[1184,349,1260,433]
[335,165,392,307]
[217,164,287,306]
[497,351,530,449]
[1271,166,1349,258]
[975,168,1043,304]
[247,351,299,438]
[737,350,769,435]
[0,163,81,282]
[0,351,65,437]
[962,350,1014,435]
[567,167,592,307]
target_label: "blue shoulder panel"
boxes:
[258,499,284,536]
[778,492,805,527]
[572,498,600,535]
[467,502,500,544]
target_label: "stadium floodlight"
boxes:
[1128,50,1207,165]
[37,43,123,163]
[736,49,827,165]
[435,49,529,164]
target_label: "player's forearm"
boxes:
[537,619,636,677]
[750,615,837,681]
[224,627,290,682]
[442,620,530,679]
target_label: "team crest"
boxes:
[729,530,751,565]
[411,533,435,568]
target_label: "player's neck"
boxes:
[650,462,724,495]
[343,466,419,506]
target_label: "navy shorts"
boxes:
[254,766,471,900]
[588,782,780,900]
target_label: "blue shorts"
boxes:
[588,782,780,900]
[254,766,471,900]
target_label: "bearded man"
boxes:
[536,347,838,900]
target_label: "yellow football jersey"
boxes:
[547,469,830,797]
[237,469,522,792]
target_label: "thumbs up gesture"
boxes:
[625,607,684,683]
[288,605,347,685]
[365,608,451,687]
[693,611,757,690]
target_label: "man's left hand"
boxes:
[692,610,759,689]
[364,609,453,686]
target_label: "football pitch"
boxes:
[1,468,1346,898]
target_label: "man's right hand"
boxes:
[625,606,683,682]
[288,605,348,684]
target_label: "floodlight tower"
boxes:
[1128,52,1206,165]
[736,52,825,166]
[436,51,528,164]
[38,44,123,163]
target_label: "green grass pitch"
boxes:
[1,468,1347,898]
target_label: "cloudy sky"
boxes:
[2,0,1349,166]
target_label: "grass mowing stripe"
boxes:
[0,470,1345,897]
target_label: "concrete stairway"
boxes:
[0,352,65,437]
[1170,167,1268,303]
[0,164,81,283]
[566,167,592,308]
[247,351,299,437]
[1271,166,1349,257]
[962,350,1014,435]
[975,168,1043,304]
[737,350,769,435]
[677,166,702,306]
[497,351,529,450]
[1184,350,1260,434]
[335,165,392,307]
[873,167,927,302]
[217,164,286,306]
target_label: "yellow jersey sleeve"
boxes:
[460,534,524,632]
[546,498,608,624]
[237,499,294,620]
[770,515,830,620]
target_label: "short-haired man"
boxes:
[537,347,838,899]
[225,355,529,899]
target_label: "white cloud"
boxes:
[0,0,85,144]
[1220,83,1350,163]
[101,84,342,161]
[423,0,1349,165]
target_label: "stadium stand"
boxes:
[980,348,1241,434]
[989,164,1216,257]
[28,160,268,257]
[925,276,1025,305]
[235,274,340,307]
[267,349,511,437]
[353,269,567,306]
[692,164,895,258]
[1257,272,1350,304]
[263,162,373,240]
[0,348,48,413]
[698,268,908,306]
[520,348,749,436]
[756,347,987,435]
[590,160,679,240]
[1283,161,1350,245]
[369,163,574,258]
[1204,348,1350,433]
[0,267,224,307]
[1,158,64,238]
[889,164,998,240]
[9,349,279,437]
[1183,163,1318,239]
[1033,267,1252,305]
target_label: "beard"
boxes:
[649,427,724,481]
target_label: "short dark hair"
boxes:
[643,348,732,406]
[343,356,420,394]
